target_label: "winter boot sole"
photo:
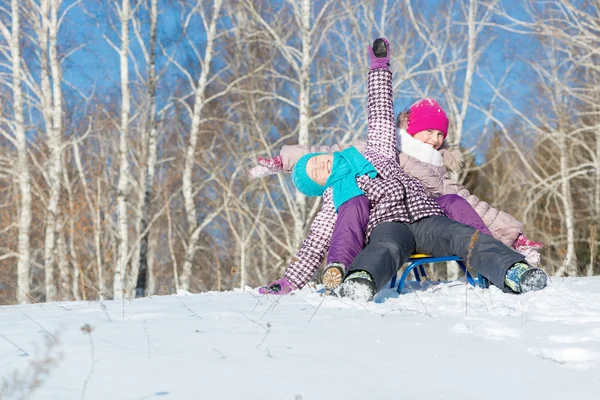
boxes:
[322,265,344,290]
[520,268,548,292]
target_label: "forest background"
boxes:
[0,0,598,304]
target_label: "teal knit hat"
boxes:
[292,152,327,197]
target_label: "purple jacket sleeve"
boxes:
[435,194,493,237]
[326,195,370,268]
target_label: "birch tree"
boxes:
[27,0,66,301]
[0,0,33,303]
[179,0,223,292]
[129,0,159,297]
[115,0,131,299]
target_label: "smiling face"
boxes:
[412,129,445,150]
[306,154,334,186]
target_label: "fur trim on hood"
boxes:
[438,142,464,173]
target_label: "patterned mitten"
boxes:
[368,38,390,70]
[513,234,543,250]
[248,155,284,179]
[512,234,543,266]
[258,277,295,295]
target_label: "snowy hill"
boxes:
[1,278,600,400]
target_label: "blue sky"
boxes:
[52,0,543,164]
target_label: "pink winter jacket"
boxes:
[281,138,523,247]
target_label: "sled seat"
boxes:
[389,254,490,294]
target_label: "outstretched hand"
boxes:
[513,234,543,250]
[368,37,390,70]
[513,234,543,266]
[248,155,284,179]
[258,277,295,295]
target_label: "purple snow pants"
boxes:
[435,194,493,237]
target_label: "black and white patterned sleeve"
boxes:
[366,68,396,159]
[282,190,337,289]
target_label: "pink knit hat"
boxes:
[405,97,449,139]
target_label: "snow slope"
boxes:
[1,277,600,400]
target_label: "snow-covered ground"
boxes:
[1,277,600,400]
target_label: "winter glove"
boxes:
[513,234,543,267]
[258,277,295,295]
[517,247,541,267]
[248,155,284,179]
[513,234,543,250]
[368,37,390,70]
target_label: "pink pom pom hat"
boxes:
[405,97,449,139]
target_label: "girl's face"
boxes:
[412,129,444,150]
[306,154,333,186]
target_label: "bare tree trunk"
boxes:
[115,0,131,299]
[68,215,81,300]
[8,0,32,304]
[216,252,221,291]
[291,0,312,250]
[56,221,70,298]
[596,115,600,221]
[134,0,159,297]
[166,201,179,292]
[589,225,596,277]
[147,226,158,295]
[555,129,577,276]
[180,0,223,291]
[73,140,103,300]
[63,155,80,300]
[37,0,61,302]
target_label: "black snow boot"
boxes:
[339,271,376,302]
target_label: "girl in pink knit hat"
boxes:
[395,97,542,257]
[401,97,449,148]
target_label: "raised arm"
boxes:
[366,38,396,159]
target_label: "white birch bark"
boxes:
[131,0,159,297]
[68,215,81,300]
[166,202,179,292]
[147,227,157,295]
[63,155,80,300]
[596,105,600,224]
[96,177,105,299]
[73,140,104,300]
[56,221,70,298]
[8,0,32,304]
[588,225,596,277]
[292,0,311,250]
[115,0,131,299]
[37,0,60,302]
[180,0,223,291]
[555,129,577,277]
